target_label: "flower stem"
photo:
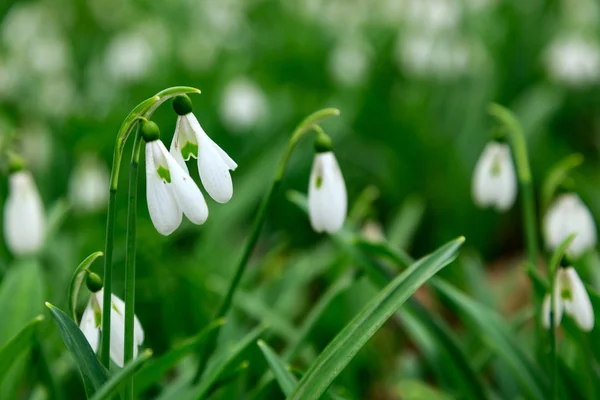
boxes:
[193,108,340,382]
[488,103,539,270]
[100,184,117,366]
[124,131,143,399]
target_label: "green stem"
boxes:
[124,132,143,399]
[549,271,558,400]
[193,108,340,382]
[101,189,117,366]
[488,103,539,270]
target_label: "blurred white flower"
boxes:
[170,97,237,203]
[3,170,46,256]
[220,78,267,133]
[328,39,371,87]
[544,34,600,87]
[542,267,594,331]
[79,289,144,367]
[402,0,461,33]
[105,32,153,83]
[361,220,385,242]
[544,193,597,258]
[145,137,208,236]
[472,141,517,212]
[308,152,347,234]
[397,33,475,80]
[69,155,110,213]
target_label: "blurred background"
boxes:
[1,0,600,398]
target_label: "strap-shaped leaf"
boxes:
[46,302,108,397]
[134,318,225,396]
[190,325,267,398]
[258,340,297,395]
[68,251,103,323]
[91,349,153,400]
[287,237,465,400]
[0,315,44,384]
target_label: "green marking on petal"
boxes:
[181,142,198,160]
[94,309,102,328]
[157,165,172,183]
[316,175,323,188]
[560,288,572,300]
[491,154,502,176]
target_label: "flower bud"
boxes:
[173,95,193,116]
[141,120,160,142]
[86,272,103,293]
[314,132,333,153]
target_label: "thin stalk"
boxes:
[100,188,117,366]
[193,108,340,382]
[488,103,539,269]
[549,273,558,400]
[124,132,143,399]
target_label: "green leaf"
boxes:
[395,379,455,400]
[190,325,267,398]
[134,318,225,396]
[0,315,44,385]
[258,340,297,396]
[45,302,107,397]
[287,237,465,400]
[541,154,584,211]
[68,251,104,323]
[90,349,153,400]
[434,280,548,400]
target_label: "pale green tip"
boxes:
[45,302,54,309]
[34,315,45,322]
[458,236,466,243]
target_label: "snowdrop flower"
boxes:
[220,78,267,133]
[170,95,237,203]
[542,267,594,331]
[544,34,600,87]
[544,193,597,258]
[308,133,347,234]
[3,165,45,256]
[79,273,144,367]
[143,120,209,236]
[69,154,109,213]
[472,140,517,212]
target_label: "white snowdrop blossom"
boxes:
[79,289,145,367]
[220,78,267,133]
[542,267,594,331]
[170,97,237,204]
[308,152,347,234]
[69,155,110,213]
[544,193,597,258]
[145,138,209,236]
[3,170,46,256]
[328,39,371,87]
[544,34,600,87]
[472,141,517,212]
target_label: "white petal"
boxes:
[308,152,347,234]
[471,143,517,212]
[194,131,234,203]
[145,141,182,235]
[159,144,208,225]
[79,300,100,352]
[3,171,46,255]
[544,194,597,258]
[562,267,594,331]
[169,125,189,174]
[109,293,145,346]
[187,114,237,170]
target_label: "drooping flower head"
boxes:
[3,156,46,256]
[472,139,517,212]
[544,193,597,259]
[142,120,208,236]
[170,95,237,204]
[542,267,594,332]
[79,272,145,367]
[308,130,347,234]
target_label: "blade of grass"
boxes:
[90,349,153,400]
[0,316,44,385]
[287,237,465,400]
